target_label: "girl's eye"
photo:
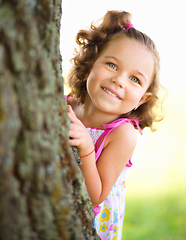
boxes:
[107,62,117,70]
[130,76,140,84]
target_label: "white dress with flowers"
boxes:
[87,118,142,240]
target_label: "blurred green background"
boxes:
[61,0,186,239]
[123,90,186,239]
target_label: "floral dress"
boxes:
[87,118,142,240]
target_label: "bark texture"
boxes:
[0,0,100,239]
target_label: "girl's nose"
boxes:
[111,76,125,88]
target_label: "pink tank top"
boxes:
[93,118,142,165]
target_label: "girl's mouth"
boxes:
[102,87,121,99]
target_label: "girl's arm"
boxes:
[68,105,137,207]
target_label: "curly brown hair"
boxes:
[67,10,162,130]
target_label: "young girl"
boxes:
[66,10,161,240]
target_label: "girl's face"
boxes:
[86,37,154,117]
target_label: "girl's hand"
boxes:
[67,105,94,157]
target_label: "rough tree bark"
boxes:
[0,0,100,239]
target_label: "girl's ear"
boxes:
[138,92,152,107]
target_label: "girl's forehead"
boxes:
[102,36,148,55]
[99,37,154,65]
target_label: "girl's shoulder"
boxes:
[110,120,137,142]
[104,119,139,152]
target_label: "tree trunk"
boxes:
[0,1,100,239]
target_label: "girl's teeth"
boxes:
[103,88,118,98]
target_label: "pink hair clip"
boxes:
[126,21,133,30]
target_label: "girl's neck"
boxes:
[76,95,120,128]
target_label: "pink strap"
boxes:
[95,118,142,166]
[65,93,72,101]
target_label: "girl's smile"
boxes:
[86,37,154,118]
[101,86,122,100]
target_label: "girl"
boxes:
[66,10,161,240]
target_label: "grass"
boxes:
[122,184,186,240]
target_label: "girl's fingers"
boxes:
[68,129,80,139]
[69,124,85,140]
[68,122,83,145]
[67,105,79,123]
[67,105,93,149]
[69,122,81,132]
[68,126,83,146]
[67,105,75,115]
[67,105,73,113]
[69,137,80,146]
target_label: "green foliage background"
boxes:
[122,90,186,240]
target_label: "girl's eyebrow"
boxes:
[104,56,121,62]
[136,71,147,82]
